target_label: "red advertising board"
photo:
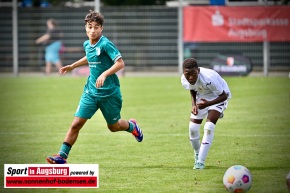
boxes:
[183,6,290,42]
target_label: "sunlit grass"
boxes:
[0,75,289,193]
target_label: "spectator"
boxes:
[36,19,63,74]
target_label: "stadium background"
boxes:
[0,1,289,192]
[0,0,289,74]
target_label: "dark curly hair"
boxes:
[84,10,104,26]
[183,58,198,70]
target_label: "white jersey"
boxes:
[181,67,231,101]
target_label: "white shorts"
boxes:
[190,100,229,120]
[287,172,290,179]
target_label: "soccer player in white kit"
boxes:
[181,58,231,169]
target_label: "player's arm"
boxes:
[35,34,50,44]
[96,58,125,88]
[197,91,228,109]
[59,56,88,74]
[190,90,198,115]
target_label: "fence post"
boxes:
[178,0,183,75]
[13,0,18,76]
[263,41,269,77]
[94,0,100,12]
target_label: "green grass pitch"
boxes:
[0,75,289,193]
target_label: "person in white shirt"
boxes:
[181,58,231,169]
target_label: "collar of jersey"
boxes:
[90,35,104,47]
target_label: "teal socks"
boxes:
[126,121,134,133]
[58,142,72,159]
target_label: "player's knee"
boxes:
[70,122,83,131]
[204,122,215,134]
[189,122,200,132]
[107,124,118,132]
[189,122,200,140]
[202,122,215,144]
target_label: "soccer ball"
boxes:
[223,165,252,193]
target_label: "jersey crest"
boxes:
[96,47,100,56]
[198,86,203,91]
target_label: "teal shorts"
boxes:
[74,91,122,125]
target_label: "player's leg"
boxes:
[46,92,97,164]
[195,109,221,169]
[194,100,227,169]
[195,117,217,169]
[189,119,202,163]
[189,108,207,169]
[46,117,87,164]
[64,117,87,146]
[107,119,130,132]
[100,94,143,142]
[106,119,143,142]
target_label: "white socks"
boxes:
[198,122,215,164]
[189,122,201,155]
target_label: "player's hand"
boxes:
[59,65,74,75]
[96,73,107,88]
[196,99,208,109]
[192,105,198,115]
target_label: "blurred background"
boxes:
[0,0,289,75]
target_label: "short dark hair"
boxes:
[84,10,104,26]
[47,18,57,26]
[183,58,198,70]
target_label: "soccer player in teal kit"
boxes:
[46,10,143,164]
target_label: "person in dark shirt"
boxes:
[36,19,63,74]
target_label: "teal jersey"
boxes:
[83,35,122,98]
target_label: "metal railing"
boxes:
[0,6,289,73]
